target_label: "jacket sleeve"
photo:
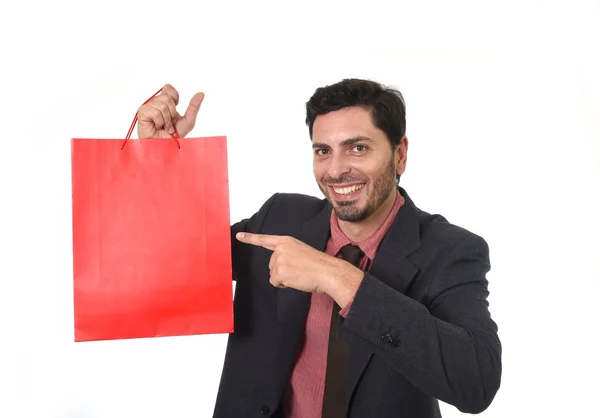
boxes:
[230,193,278,282]
[340,234,501,413]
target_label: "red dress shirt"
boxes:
[284,191,405,417]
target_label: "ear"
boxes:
[395,136,408,176]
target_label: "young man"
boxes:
[138,79,501,418]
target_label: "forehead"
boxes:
[312,106,385,144]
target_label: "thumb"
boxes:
[178,92,204,136]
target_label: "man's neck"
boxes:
[338,189,398,242]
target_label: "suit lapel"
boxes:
[367,188,421,292]
[347,187,422,402]
[276,200,332,354]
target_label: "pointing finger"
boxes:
[236,232,282,251]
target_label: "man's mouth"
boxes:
[328,183,365,198]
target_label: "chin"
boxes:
[333,204,370,223]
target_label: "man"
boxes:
[137,79,501,417]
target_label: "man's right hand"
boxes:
[137,84,205,139]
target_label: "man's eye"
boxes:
[353,145,367,152]
[315,149,329,156]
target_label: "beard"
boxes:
[318,156,397,223]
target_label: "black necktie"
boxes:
[322,244,364,418]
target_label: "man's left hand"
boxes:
[236,232,363,306]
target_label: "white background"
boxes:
[1,1,599,417]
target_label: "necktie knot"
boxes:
[340,244,364,267]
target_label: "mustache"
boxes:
[322,175,367,185]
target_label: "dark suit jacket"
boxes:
[213,188,501,417]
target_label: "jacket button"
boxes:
[381,333,393,344]
[260,405,270,415]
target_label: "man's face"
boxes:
[312,106,407,223]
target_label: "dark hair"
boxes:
[305,78,406,147]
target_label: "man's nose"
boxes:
[328,154,351,179]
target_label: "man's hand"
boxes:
[236,232,364,307]
[137,84,205,139]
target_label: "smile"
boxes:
[331,184,365,195]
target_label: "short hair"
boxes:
[305,78,406,147]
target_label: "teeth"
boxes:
[333,184,364,195]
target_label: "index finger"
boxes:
[236,232,282,251]
[161,83,179,105]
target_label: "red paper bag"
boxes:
[71,131,233,342]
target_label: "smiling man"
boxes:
[137,78,502,418]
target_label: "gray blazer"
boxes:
[213,188,501,417]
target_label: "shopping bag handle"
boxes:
[121,87,181,150]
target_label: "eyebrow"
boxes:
[312,136,374,149]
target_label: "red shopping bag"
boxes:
[71,89,233,342]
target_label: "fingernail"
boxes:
[168,125,175,134]
[237,232,245,239]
